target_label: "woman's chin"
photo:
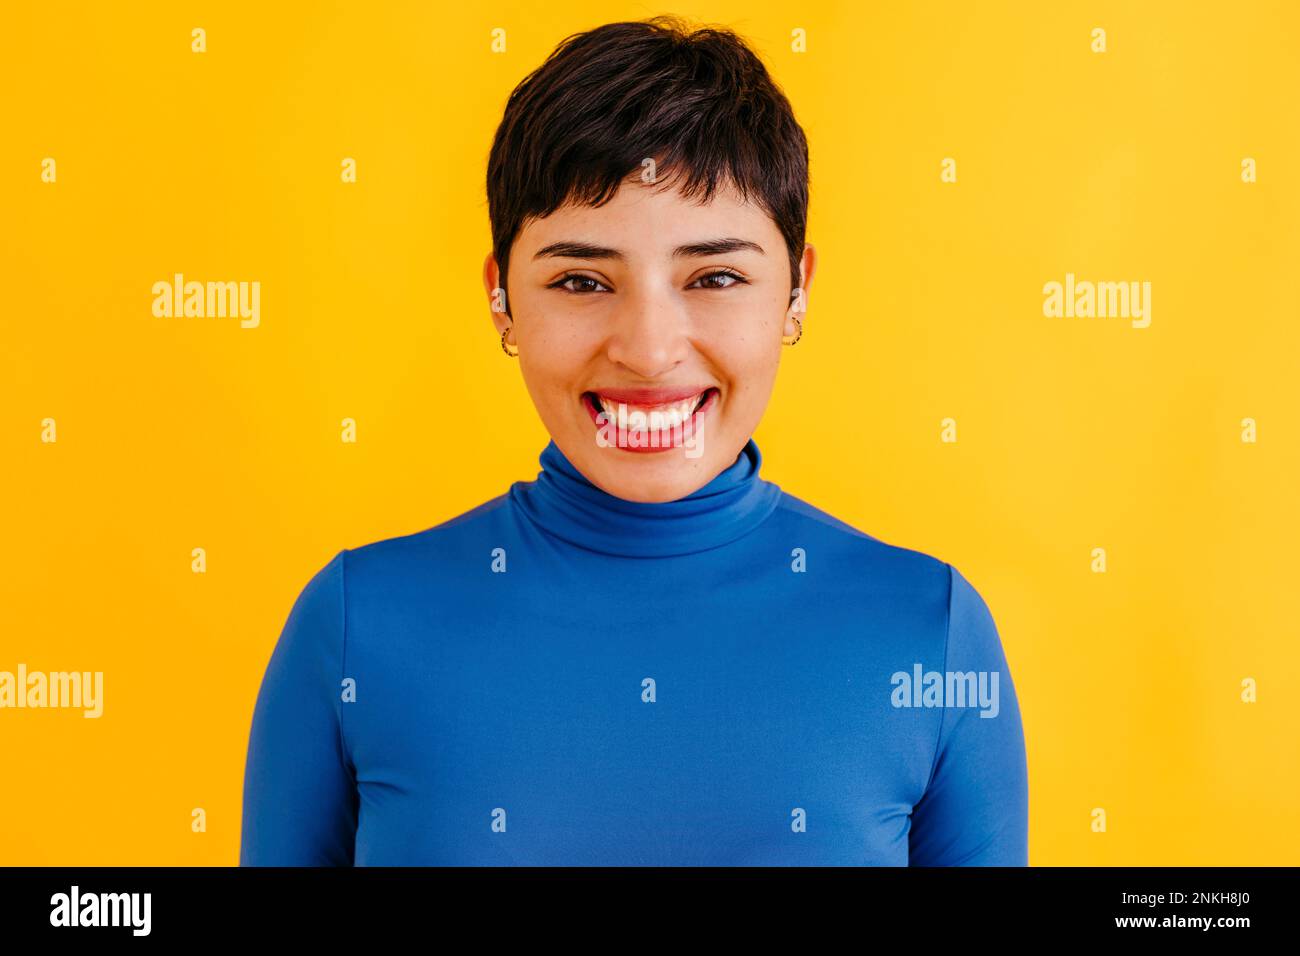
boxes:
[575,443,722,503]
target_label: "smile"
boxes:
[580,386,719,453]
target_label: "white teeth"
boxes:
[595,392,706,430]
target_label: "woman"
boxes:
[240,16,1028,866]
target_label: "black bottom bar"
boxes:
[0,866,1291,940]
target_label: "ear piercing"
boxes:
[501,324,519,357]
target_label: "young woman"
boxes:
[240,16,1028,866]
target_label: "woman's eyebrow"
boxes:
[673,237,765,257]
[533,241,624,261]
[533,237,765,260]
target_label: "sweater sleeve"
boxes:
[240,550,358,865]
[907,562,1029,865]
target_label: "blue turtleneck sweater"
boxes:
[240,439,1028,865]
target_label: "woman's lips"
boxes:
[580,387,718,453]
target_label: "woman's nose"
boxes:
[604,290,692,378]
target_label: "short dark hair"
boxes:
[486,15,809,316]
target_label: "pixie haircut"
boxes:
[486,16,810,317]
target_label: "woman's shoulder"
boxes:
[769,490,1006,651]
[336,492,515,579]
[769,489,953,587]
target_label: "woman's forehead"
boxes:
[517,179,776,254]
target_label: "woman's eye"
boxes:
[693,270,746,290]
[549,271,745,293]
[551,274,609,294]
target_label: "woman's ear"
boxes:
[796,243,816,316]
[483,252,511,333]
[785,243,816,336]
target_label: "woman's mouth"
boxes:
[580,386,719,452]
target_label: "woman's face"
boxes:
[484,176,815,503]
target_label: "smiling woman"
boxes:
[480,15,813,504]
[493,182,798,495]
[239,14,1029,867]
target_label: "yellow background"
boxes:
[2,1,1297,865]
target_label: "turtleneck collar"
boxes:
[510,437,784,558]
